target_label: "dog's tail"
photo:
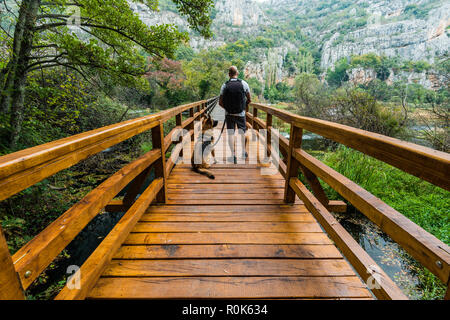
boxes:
[192,167,215,180]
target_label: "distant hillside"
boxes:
[132,0,449,89]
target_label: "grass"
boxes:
[308,146,449,299]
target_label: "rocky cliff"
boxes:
[321,1,450,69]
[132,0,449,88]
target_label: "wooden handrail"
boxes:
[0,97,216,299]
[0,100,212,202]
[0,97,447,300]
[250,103,450,191]
[294,148,450,284]
[249,102,449,298]
[289,178,408,300]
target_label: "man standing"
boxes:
[219,66,251,164]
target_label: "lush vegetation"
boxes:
[309,146,449,299]
[0,0,215,299]
[0,0,448,300]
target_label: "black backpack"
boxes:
[222,79,246,114]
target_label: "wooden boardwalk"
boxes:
[3,98,448,300]
[88,164,373,299]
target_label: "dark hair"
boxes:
[228,66,238,77]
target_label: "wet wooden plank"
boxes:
[146,205,308,213]
[167,178,286,184]
[139,212,316,222]
[88,276,372,299]
[168,184,285,191]
[167,187,284,194]
[166,199,300,205]
[114,244,343,259]
[132,222,323,233]
[167,193,285,200]
[103,259,355,277]
[124,232,333,245]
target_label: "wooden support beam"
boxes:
[250,102,450,191]
[165,129,194,178]
[105,200,130,213]
[56,178,164,300]
[284,125,303,203]
[294,148,450,284]
[266,113,273,157]
[271,129,289,160]
[176,113,182,127]
[299,164,329,207]
[152,123,167,204]
[327,200,347,213]
[175,113,183,158]
[289,178,408,300]
[252,107,258,141]
[164,108,207,154]
[0,115,160,183]
[0,227,25,300]
[122,166,152,206]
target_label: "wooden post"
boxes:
[284,124,303,203]
[252,106,258,141]
[299,164,330,207]
[176,112,183,158]
[176,113,182,127]
[152,122,167,203]
[122,167,152,206]
[0,227,25,300]
[266,113,273,157]
[189,107,195,143]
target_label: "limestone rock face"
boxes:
[129,2,188,29]
[389,70,447,90]
[130,0,448,88]
[214,0,267,27]
[243,46,290,86]
[347,68,378,85]
[347,67,447,90]
[321,1,450,69]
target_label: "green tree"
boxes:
[334,87,407,137]
[183,48,234,99]
[294,73,331,117]
[297,48,315,74]
[326,58,349,87]
[247,77,263,97]
[0,0,213,148]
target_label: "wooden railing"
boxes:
[247,102,450,300]
[0,97,218,300]
[0,97,448,300]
